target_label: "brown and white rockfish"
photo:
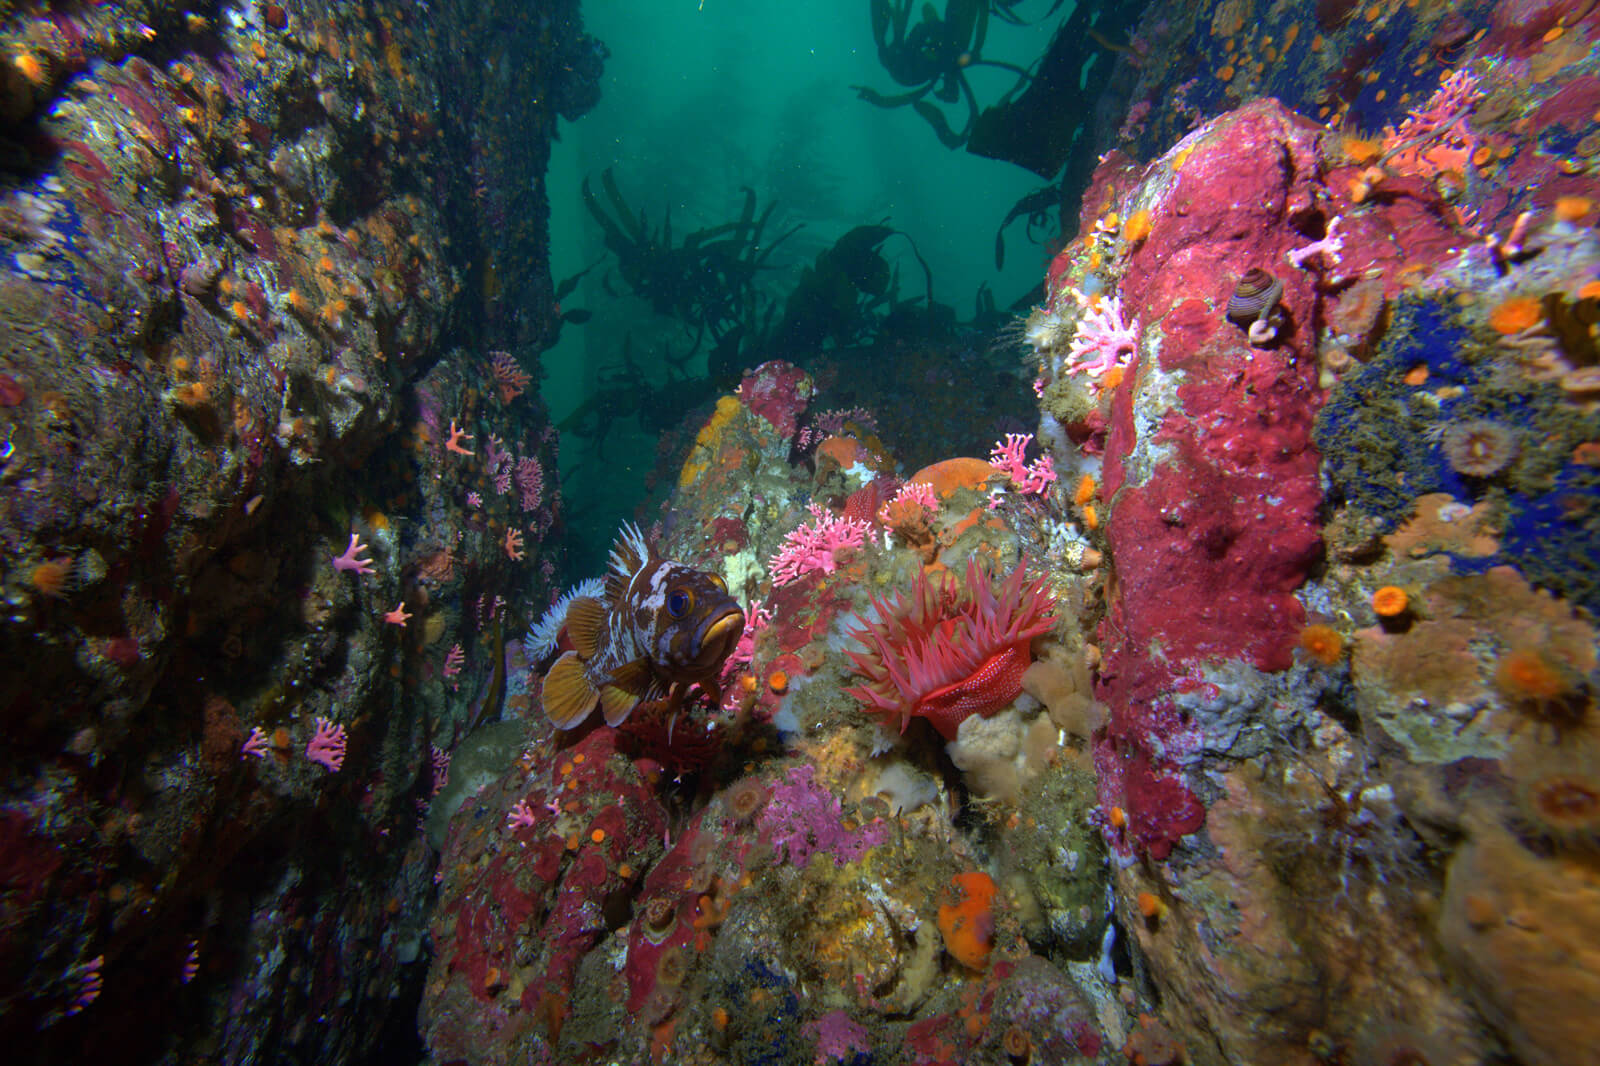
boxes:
[541,523,745,729]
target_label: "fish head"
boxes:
[645,565,745,680]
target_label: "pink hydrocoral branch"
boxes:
[1019,454,1057,494]
[332,531,375,575]
[723,599,771,675]
[430,745,450,796]
[988,433,1057,496]
[305,716,347,772]
[1287,215,1344,269]
[768,504,871,587]
[878,480,938,525]
[240,726,270,760]
[1397,68,1482,138]
[506,799,538,829]
[515,456,544,512]
[1066,293,1139,379]
[445,419,474,456]
[1380,68,1482,177]
[488,350,531,404]
[719,599,773,708]
[989,433,1032,480]
[484,434,512,476]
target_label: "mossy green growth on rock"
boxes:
[1003,756,1107,959]
[1042,374,1098,429]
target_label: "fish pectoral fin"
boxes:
[542,651,599,729]
[607,656,655,694]
[598,684,639,727]
[564,597,607,659]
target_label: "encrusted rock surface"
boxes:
[0,0,591,1057]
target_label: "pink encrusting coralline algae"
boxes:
[757,764,888,867]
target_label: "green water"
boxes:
[543,0,1064,547]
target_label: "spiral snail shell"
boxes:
[1226,268,1284,326]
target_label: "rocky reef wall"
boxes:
[419,3,1600,1065]
[0,0,595,1059]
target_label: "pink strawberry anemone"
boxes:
[844,557,1057,741]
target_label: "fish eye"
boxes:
[666,587,693,618]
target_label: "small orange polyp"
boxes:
[1371,586,1409,618]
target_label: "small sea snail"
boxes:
[1227,268,1286,346]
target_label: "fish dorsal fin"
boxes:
[541,651,599,729]
[564,596,607,659]
[604,522,653,602]
[598,684,639,727]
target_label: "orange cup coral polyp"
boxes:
[843,558,1056,740]
[1372,586,1409,618]
[1522,772,1600,845]
[938,871,997,970]
[1495,648,1586,733]
[1496,648,1572,702]
[1299,624,1345,666]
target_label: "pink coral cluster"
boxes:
[1396,68,1483,139]
[487,350,530,404]
[879,480,937,519]
[505,799,538,829]
[305,716,347,772]
[768,503,872,587]
[515,456,543,512]
[989,433,1058,495]
[1381,68,1483,178]
[1066,293,1140,379]
[241,726,271,760]
[484,434,514,495]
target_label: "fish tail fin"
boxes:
[542,651,599,729]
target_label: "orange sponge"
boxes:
[938,871,997,970]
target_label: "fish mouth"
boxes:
[699,608,745,663]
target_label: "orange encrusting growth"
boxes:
[1136,891,1167,919]
[937,871,997,970]
[1487,296,1542,335]
[1121,208,1152,244]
